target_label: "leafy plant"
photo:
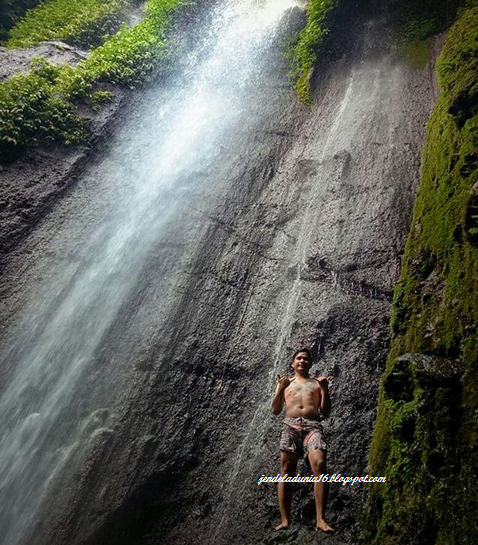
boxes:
[0,0,42,41]
[0,62,87,161]
[290,0,337,104]
[90,90,113,111]
[0,0,189,162]
[7,0,133,49]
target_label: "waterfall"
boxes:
[0,1,298,542]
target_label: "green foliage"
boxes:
[401,39,431,70]
[7,0,132,49]
[56,0,185,93]
[291,0,337,104]
[0,0,42,41]
[90,90,113,111]
[396,0,460,42]
[0,0,189,162]
[364,6,478,545]
[81,20,166,87]
[0,58,87,160]
[394,0,461,70]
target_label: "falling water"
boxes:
[0,1,298,542]
[213,56,393,536]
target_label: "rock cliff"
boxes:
[0,1,453,544]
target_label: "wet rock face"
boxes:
[0,83,126,257]
[0,2,441,545]
[0,42,97,258]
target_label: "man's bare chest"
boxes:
[285,380,320,399]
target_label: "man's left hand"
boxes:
[316,375,333,388]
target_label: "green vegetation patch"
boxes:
[396,0,459,42]
[401,39,431,71]
[7,0,133,49]
[363,5,478,545]
[0,58,87,160]
[0,0,189,162]
[394,0,460,70]
[291,0,337,104]
[0,0,42,42]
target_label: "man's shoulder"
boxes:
[311,377,324,390]
[284,377,296,389]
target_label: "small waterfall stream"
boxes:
[214,71,356,526]
[211,47,408,536]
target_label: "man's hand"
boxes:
[315,375,333,418]
[272,375,292,415]
[316,375,333,389]
[276,374,291,391]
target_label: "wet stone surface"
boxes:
[0,1,442,544]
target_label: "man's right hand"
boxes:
[277,374,291,391]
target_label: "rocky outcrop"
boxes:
[0,1,443,544]
[365,4,478,543]
[0,42,87,81]
[0,83,126,257]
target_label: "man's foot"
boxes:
[316,519,335,533]
[274,521,291,531]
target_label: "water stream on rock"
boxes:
[212,73,356,538]
[213,52,403,536]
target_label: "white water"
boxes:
[0,1,297,542]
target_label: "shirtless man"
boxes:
[271,348,334,533]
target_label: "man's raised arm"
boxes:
[271,375,290,415]
[316,376,332,418]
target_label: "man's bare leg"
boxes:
[308,449,335,533]
[275,451,298,530]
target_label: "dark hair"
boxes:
[291,348,312,362]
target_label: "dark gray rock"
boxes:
[0,42,87,81]
[397,353,465,383]
[0,1,443,545]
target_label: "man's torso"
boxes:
[283,377,322,420]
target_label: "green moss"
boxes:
[90,90,113,111]
[363,5,478,544]
[400,39,431,70]
[396,0,460,42]
[7,0,133,49]
[393,0,462,71]
[366,356,464,545]
[291,0,337,104]
[0,0,189,162]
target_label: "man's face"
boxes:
[292,351,311,375]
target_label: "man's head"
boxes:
[291,348,312,376]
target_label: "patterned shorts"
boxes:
[279,416,327,457]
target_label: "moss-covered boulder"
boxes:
[363,4,478,544]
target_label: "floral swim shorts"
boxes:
[279,416,326,457]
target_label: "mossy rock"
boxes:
[364,5,478,544]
